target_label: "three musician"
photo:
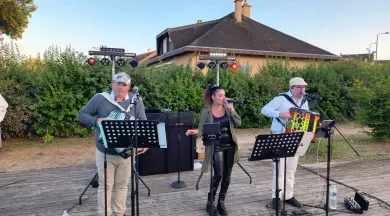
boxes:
[78,72,147,216]
[261,77,310,210]
[78,73,316,215]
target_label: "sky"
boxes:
[3,0,390,60]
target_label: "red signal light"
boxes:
[87,57,96,65]
[230,62,239,71]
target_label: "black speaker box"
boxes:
[166,123,196,173]
[137,111,196,176]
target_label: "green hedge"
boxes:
[1,43,390,141]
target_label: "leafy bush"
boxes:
[0,42,33,138]
[348,62,390,140]
[29,45,109,138]
[1,43,390,140]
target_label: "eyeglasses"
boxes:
[293,85,307,89]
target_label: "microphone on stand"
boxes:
[132,86,141,102]
[304,92,322,101]
[224,98,244,104]
[133,86,139,95]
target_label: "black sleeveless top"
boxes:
[213,113,234,151]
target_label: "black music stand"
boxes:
[249,132,304,216]
[202,123,221,216]
[100,119,166,216]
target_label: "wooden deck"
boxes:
[1,157,390,216]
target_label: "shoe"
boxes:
[272,198,282,210]
[91,180,99,188]
[206,201,218,215]
[217,193,228,215]
[206,192,218,215]
[286,196,303,208]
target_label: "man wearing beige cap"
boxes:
[261,77,309,210]
[78,72,147,216]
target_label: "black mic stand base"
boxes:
[171,181,187,189]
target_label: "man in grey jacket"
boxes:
[78,72,147,216]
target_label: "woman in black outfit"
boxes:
[186,85,241,215]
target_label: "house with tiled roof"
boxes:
[135,48,157,64]
[140,0,340,73]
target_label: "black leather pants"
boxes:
[211,147,235,197]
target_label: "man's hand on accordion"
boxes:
[97,117,108,124]
[279,112,291,120]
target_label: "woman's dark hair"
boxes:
[203,84,223,105]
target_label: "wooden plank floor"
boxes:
[1,157,390,216]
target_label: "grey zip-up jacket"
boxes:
[78,91,147,155]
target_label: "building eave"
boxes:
[144,46,341,65]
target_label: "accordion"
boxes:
[98,110,136,159]
[285,108,320,140]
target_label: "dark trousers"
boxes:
[211,147,235,197]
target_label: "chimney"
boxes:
[197,20,203,24]
[242,0,251,18]
[234,0,243,22]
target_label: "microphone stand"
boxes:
[305,96,360,216]
[171,96,187,189]
[135,89,139,216]
[307,96,360,156]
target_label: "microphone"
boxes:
[224,98,243,104]
[133,86,139,95]
[304,92,322,101]
[132,86,141,103]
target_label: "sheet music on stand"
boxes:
[294,132,314,157]
[99,120,167,149]
[249,132,304,161]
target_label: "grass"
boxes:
[0,137,96,172]
[299,135,390,164]
[2,136,93,150]
[1,124,389,172]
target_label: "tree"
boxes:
[0,0,38,40]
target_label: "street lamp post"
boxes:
[367,42,377,60]
[376,32,389,61]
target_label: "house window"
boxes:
[168,37,173,51]
[163,37,168,54]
